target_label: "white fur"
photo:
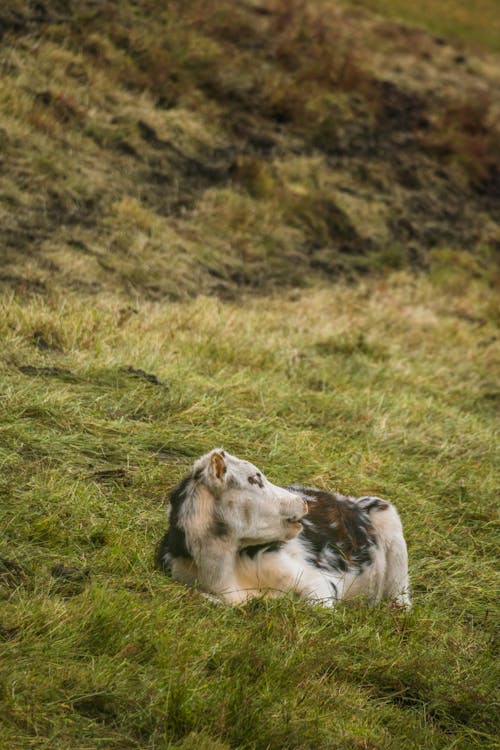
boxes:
[159,449,410,608]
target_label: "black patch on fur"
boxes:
[212,517,229,538]
[156,474,193,570]
[357,495,389,512]
[329,580,338,599]
[248,473,264,488]
[240,541,284,559]
[226,474,241,490]
[286,485,378,574]
[156,531,173,571]
[300,526,349,573]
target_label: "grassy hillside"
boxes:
[1,1,499,748]
[0,0,499,299]
[1,269,498,749]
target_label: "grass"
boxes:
[0,0,499,300]
[1,1,499,747]
[1,268,498,749]
[343,0,500,53]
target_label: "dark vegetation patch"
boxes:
[119,366,166,387]
[50,563,91,596]
[0,558,29,592]
[17,365,77,380]
[86,467,131,485]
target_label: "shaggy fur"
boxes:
[157,449,410,608]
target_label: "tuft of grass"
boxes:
[421,93,500,186]
[1,271,498,749]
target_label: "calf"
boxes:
[157,449,410,608]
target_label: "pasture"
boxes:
[1,0,499,747]
[1,269,498,749]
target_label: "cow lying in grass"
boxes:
[157,449,411,608]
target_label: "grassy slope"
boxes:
[0,0,499,299]
[1,1,499,748]
[1,268,498,749]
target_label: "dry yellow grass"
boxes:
[1,0,499,301]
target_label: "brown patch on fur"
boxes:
[302,490,377,560]
[211,452,226,480]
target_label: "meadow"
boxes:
[1,0,499,748]
[1,267,498,749]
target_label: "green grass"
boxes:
[1,270,498,749]
[1,1,499,747]
[344,0,500,53]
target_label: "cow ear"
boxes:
[210,451,227,482]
